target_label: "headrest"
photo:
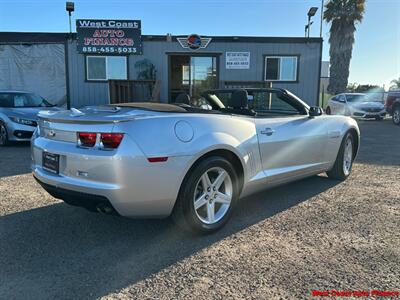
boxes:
[175,93,191,105]
[228,89,248,109]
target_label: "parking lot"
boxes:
[0,120,399,299]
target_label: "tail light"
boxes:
[77,132,124,149]
[100,133,124,149]
[78,132,97,147]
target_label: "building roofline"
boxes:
[0,32,68,44]
[0,32,322,44]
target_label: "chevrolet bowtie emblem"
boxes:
[48,130,56,137]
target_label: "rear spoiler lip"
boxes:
[37,116,136,124]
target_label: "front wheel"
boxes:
[325,107,331,115]
[0,123,9,146]
[327,132,355,181]
[393,107,400,125]
[172,156,240,234]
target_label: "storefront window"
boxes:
[264,56,298,81]
[86,56,127,81]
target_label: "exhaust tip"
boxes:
[96,204,116,215]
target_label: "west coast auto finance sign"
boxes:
[76,19,142,54]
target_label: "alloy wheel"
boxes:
[393,109,400,124]
[343,137,353,176]
[193,167,233,225]
[0,125,7,145]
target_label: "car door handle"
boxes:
[260,128,275,136]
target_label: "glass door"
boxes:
[169,55,218,102]
[190,56,217,100]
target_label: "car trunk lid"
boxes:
[37,106,156,143]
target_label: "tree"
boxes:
[324,0,366,95]
[390,77,400,90]
[347,83,383,93]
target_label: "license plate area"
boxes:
[42,152,60,174]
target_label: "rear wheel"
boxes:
[326,107,331,115]
[172,156,239,234]
[327,132,355,181]
[393,106,400,125]
[375,116,383,121]
[0,123,9,146]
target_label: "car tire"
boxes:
[326,107,331,115]
[327,132,355,181]
[375,116,383,121]
[0,122,9,146]
[393,106,400,125]
[172,156,240,234]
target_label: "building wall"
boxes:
[67,38,322,107]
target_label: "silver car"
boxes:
[0,90,58,146]
[31,88,360,233]
[325,93,386,120]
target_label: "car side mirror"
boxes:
[309,106,323,117]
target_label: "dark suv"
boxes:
[386,91,400,125]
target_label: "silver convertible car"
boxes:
[31,88,360,233]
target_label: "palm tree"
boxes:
[324,0,366,94]
[390,77,400,90]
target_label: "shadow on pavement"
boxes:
[0,175,338,299]
[0,142,31,178]
[355,120,400,166]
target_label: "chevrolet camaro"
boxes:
[31,88,360,233]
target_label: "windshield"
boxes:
[346,94,372,102]
[0,93,53,108]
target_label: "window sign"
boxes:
[76,19,142,55]
[226,52,250,69]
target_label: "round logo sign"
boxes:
[187,34,202,50]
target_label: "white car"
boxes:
[32,88,360,233]
[326,93,386,120]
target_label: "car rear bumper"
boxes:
[34,175,119,214]
[31,134,193,218]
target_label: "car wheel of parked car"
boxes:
[375,116,383,121]
[393,106,400,125]
[325,107,331,115]
[0,123,9,146]
[172,156,239,234]
[327,132,355,181]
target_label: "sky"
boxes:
[0,0,399,88]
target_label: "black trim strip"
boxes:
[0,32,323,45]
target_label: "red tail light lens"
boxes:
[78,132,97,147]
[100,133,124,149]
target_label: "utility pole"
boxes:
[65,2,74,110]
[320,0,324,37]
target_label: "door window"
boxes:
[338,95,346,103]
[169,55,218,102]
[250,91,304,116]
